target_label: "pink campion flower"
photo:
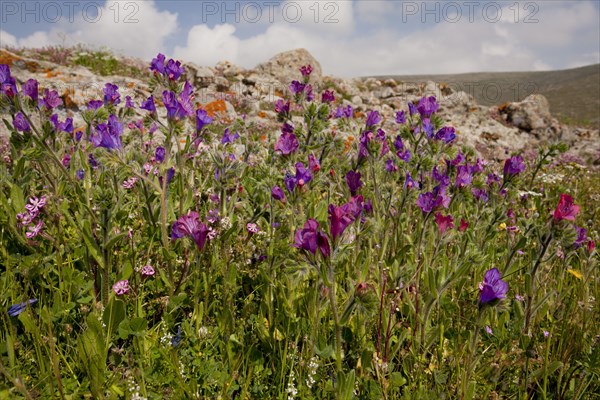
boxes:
[122,177,138,189]
[112,280,129,295]
[435,212,455,234]
[26,220,43,238]
[25,196,46,214]
[553,194,580,222]
[246,223,260,234]
[140,265,155,277]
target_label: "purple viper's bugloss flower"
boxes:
[294,219,330,258]
[385,159,397,172]
[295,162,313,186]
[289,80,305,95]
[103,83,121,105]
[421,118,434,139]
[90,114,123,150]
[22,79,38,103]
[155,146,166,163]
[196,108,213,131]
[275,99,290,115]
[271,185,285,202]
[13,112,30,132]
[395,110,406,124]
[141,95,156,113]
[435,212,455,234]
[0,64,17,96]
[472,188,489,203]
[435,126,456,144]
[125,96,135,108]
[150,53,166,74]
[408,102,417,116]
[284,171,297,193]
[40,89,62,110]
[165,59,185,81]
[417,96,439,118]
[300,64,313,77]
[308,153,321,172]
[573,226,588,248]
[345,170,362,196]
[455,165,473,188]
[321,89,335,103]
[503,155,526,179]
[365,110,382,127]
[274,132,299,155]
[87,99,103,110]
[171,211,210,251]
[221,128,239,144]
[479,268,508,304]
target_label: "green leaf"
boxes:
[103,298,126,334]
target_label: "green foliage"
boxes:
[0,55,598,400]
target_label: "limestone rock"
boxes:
[255,48,322,85]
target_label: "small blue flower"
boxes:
[8,299,37,317]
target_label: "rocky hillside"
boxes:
[1,47,598,166]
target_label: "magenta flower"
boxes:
[274,132,299,155]
[300,65,313,77]
[294,162,313,187]
[328,198,362,242]
[293,219,330,258]
[308,153,320,172]
[112,280,130,296]
[345,170,362,196]
[386,159,397,172]
[553,194,580,222]
[321,89,335,103]
[479,268,508,304]
[246,223,260,234]
[26,220,43,239]
[171,212,210,251]
[140,265,155,277]
[435,212,455,234]
[13,112,30,132]
[103,83,121,105]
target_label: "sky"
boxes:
[1,0,599,77]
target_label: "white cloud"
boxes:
[0,30,18,47]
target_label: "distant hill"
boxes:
[373,64,600,130]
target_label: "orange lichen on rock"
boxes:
[201,100,227,118]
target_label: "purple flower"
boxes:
[281,122,294,134]
[321,89,335,103]
[449,152,465,167]
[141,95,156,113]
[365,110,382,127]
[404,173,416,190]
[221,128,239,144]
[385,159,398,172]
[417,96,439,118]
[196,108,213,131]
[60,118,73,134]
[472,188,489,203]
[40,89,62,110]
[487,173,501,186]
[335,105,353,119]
[0,64,17,96]
[163,91,181,120]
[289,80,305,95]
[503,156,526,178]
[416,187,450,213]
[328,199,361,241]
[479,268,508,304]
[308,153,321,172]
[300,65,313,77]
[435,126,456,144]
[272,185,285,202]
[573,226,588,248]
[345,170,362,196]
[26,220,43,238]
[87,100,103,110]
[76,169,84,180]
[103,83,121,105]
[90,114,123,150]
[165,59,185,81]
[295,162,313,186]
[150,53,166,74]
[304,84,314,102]
[294,219,330,258]
[13,112,30,132]
[408,102,417,116]
[22,79,38,103]
[112,280,130,296]
[432,166,450,189]
[395,110,406,124]
[155,146,166,163]
[62,154,71,167]
[393,135,405,152]
[171,211,210,251]
[275,99,290,115]
[7,299,37,317]
[274,132,299,155]
[125,96,135,108]
[455,165,473,188]
[284,171,297,193]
